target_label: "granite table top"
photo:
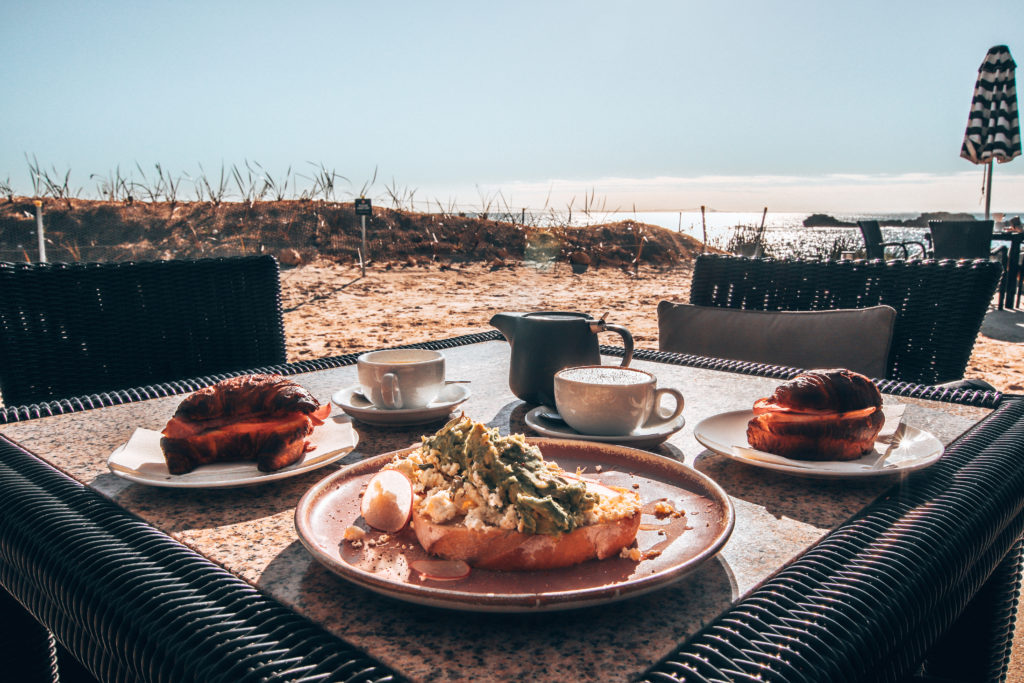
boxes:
[0,340,991,682]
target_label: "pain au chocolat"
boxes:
[746,369,885,461]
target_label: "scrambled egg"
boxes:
[387,415,639,535]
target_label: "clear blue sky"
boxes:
[3,1,1023,213]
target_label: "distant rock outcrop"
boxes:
[803,213,855,227]
[907,212,977,227]
[803,211,978,229]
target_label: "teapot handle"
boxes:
[602,324,634,367]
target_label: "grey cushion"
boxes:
[657,302,897,379]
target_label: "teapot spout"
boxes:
[489,312,522,341]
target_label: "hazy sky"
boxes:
[3,1,1023,213]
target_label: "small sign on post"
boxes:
[355,198,371,277]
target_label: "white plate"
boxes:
[524,406,685,448]
[295,438,734,612]
[692,409,944,478]
[107,415,358,488]
[332,383,470,426]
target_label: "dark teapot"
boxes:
[490,311,634,406]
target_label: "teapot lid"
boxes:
[522,311,592,321]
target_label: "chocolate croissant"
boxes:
[746,369,885,461]
[160,374,330,474]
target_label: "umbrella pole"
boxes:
[985,160,993,220]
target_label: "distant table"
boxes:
[993,230,1024,309]
[1,335,1023,681]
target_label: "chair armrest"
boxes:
[906,241,929,258]
[935,378,997,392]
[879,241,910,259]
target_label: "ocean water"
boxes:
[559,210,1016,259]
[473,207,1023,259]
[618,211,932,258]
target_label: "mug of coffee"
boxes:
[357,349,445,409]
[553,366,684,436]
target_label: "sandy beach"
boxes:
[280,259,1024,393]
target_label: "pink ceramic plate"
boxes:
[295,438,734,612]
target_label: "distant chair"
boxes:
[0,255,287,406]
[928,220,996,259]
[929,220,1009,305]
[681,255,1002,385]
[857,220,928,260]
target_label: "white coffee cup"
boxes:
[357,349,445,410]
[553,365,684,436]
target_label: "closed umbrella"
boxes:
[960,45,1020,219]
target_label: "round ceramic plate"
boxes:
[106,416,358,488]
[693,410,944,479]
[295,438,734,612]
[331,383,470,426]
[523,406,685,448]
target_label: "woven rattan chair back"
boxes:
[928,220,995,259]
[0,256,287,406]
[857,220,928,260]
[688,255,1001,385]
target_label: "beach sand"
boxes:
[280,259,1024,393]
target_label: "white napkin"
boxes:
[108,415,357,478]
[876,404,907,442]
[732,403,908,472]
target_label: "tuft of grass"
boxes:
[191,163,229,205]
[301,162,348,202]
[384,177,418,211]
[723,223,765,257]
[354,166,378,201]
[26,154,79,207]
[579,187,612,226]
[90,165,132,202]
[432,196,459,218]
[231,160,265,205]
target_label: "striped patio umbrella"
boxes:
[960,45,1021,219]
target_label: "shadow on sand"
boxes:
[980,308,1024,343]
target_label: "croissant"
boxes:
[746,369,884,461]
[160,374,331,474]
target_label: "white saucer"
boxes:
[331,383,471,426]
[523,406,685,448]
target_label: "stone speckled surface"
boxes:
[0,341,990,682]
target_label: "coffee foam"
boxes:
[559,367,648,385]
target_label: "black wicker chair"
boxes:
[858,220,928,260]
[688,255,1002,386]
[928,220,996,259]
[0,256,287,406]
[0,255,287,683]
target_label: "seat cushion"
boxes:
[657,302,897,379]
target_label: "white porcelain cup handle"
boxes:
[381,372,401,409]
[644,388,684,428]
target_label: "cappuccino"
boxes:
[554,365,684,436]
[557,367,648,385]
